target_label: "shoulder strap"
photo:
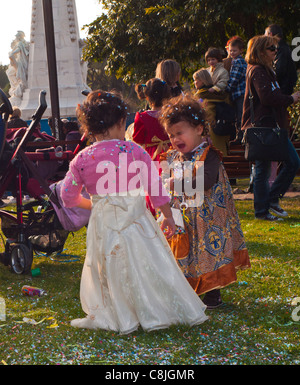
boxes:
[248,70,256,126]
[248,69,279,127]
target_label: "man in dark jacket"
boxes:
[265,24,298,96]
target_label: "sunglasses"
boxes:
[266,45,278,52]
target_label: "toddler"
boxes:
[159,94,250,308]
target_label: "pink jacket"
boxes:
[61,139,170,209]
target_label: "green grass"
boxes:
[0,190,300,365]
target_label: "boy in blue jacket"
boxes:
[226,36,247,144]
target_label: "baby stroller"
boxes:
[0,89,90,275]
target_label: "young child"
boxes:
[60,90,208,333]
[193,68,228,102]
[133,78,171,162]
[159,94,250,309]
[155,59,183,97]
[133,78,172,215]
[205,47,229,94]
[225,36,247,144]
[193,68,231,155]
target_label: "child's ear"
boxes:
[196,124,204,136]
[118,118,126,129]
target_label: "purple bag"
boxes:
[50,180,91,232]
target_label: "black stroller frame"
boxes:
[0,89,86,275]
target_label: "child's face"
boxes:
[166,121,204,154]
[206,57,218,68]
[228,44,242,59]
[193,77,203,90]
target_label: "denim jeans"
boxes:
[253,138,300,217]
[233,96,244,131]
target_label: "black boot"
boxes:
[202,289,223,309]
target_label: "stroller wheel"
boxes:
[10,244,33,275]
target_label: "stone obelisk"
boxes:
[20,0,89,120]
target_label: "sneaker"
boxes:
[255,213,283,221]
[270,203,288,218]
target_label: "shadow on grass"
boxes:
[245,240,299,260]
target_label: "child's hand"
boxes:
[160,217,176,239]
[208,88,215,93]
[164,177,174,191]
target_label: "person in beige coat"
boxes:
[205,47,229,93]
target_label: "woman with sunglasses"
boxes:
[241,35,300,221]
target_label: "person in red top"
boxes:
[133,78,172,162]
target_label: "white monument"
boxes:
[6,31,30,107]
[16,0,89,120]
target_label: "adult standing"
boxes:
[265,25,298,186]
[241,35,300,221]
[265,24,298,96]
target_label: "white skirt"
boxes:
[71,189,208,334]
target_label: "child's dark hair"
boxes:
[226,36,245,51]
[266,24,283,39]
[159,94,207,133]
[135,78,171,108]
[64,121,79,134]
[205,47,223,63]
[76,90,127,137]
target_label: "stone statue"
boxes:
[6,31,30,105]
[79,38,89,90]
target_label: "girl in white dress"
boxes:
[60,90,208,334]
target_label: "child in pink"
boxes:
[61,90,208,334]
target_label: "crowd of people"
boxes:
[131,24,300,222]
[1,24,300,334]
[60,24,300,334]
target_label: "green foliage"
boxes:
[86,61,141,112]
[83,0,170,83]
[0,65,9,94]
[83,0,300,83]
[288,74,300,138]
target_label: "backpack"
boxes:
[213,102,236,138]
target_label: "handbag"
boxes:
[167,207,189,260]
[243,75,289,162]
[158,207,189,260]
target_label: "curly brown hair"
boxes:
[158,94,206,134]
[76,90,128,137]
[135,78,171,108]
